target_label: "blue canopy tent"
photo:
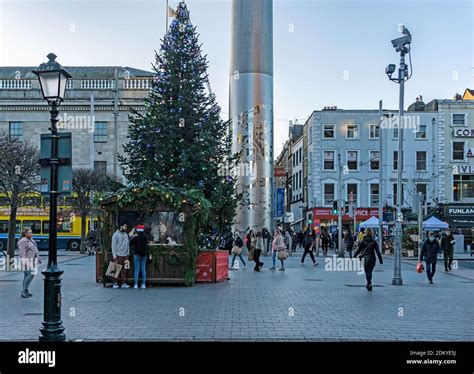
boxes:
[359,216,388,229]
[422,216,449,231]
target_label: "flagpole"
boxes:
[166,0,169,35]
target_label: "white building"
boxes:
[306,105,440,227]
[423,90,474,250]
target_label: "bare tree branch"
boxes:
[0,132,41,257]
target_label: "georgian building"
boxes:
[288,123,304,232]
[306,105,440,227]
[423,89,474,249]
[0,66,153,180]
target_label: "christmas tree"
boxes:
[119,1,239,236]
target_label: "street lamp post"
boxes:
[33,53,72,341]
[385,25,412,286]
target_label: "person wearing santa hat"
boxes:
[130,225,149,289]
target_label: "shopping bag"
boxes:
[416,262,424,273]
[231,246,242,255]
[106,261,122,279]
[277,250,289,260]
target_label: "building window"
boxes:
[347,183,358,205]
[393,127,399,139]
[347,151,358,170]
[393,183,405,206]
[94,161,107,176]
[309,128,312,144]
[324,183,335,206]
[346,124,359,139]
[416,151,427,171]
[299,149,302,164]
[416,183,427,200]
[453,142,465,161]
[452,114,466,126]
[323,151,335,170]
[369,124,379,139]
[369,151,379,170]
[393,151,398,171]
[94,122,108,143]
[9,122,23,142]
[323,124,335,139]
[416,123,427,139]
[453,174,474,201]
[370,183,379,206]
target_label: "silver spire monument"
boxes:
[230,0,274,233]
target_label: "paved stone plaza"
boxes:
[1,250,473,341]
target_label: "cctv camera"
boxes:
[391,35,411,48]
[385,64,396,75]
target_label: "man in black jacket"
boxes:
[420,232,442,284]
[440,230,455,271]
[353,228,383,291]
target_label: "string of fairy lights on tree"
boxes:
[118,1,240,245]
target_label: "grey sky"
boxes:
[1,0,473,156]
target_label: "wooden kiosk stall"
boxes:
[96,185,211,287]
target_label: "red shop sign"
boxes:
[312,207,379,221]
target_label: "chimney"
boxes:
[419,95,423,102]
[416,97,419,102]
